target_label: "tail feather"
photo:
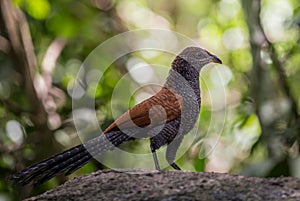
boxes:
[11,144,84,179]
[64,154,92,176]
[9,131,133,185]
[32,149,91,186]
[9,144,86,185]
[63,131,135,177]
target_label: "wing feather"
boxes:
[103,88,182,133]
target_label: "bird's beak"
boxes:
[207,51,222,64]
[210,54,222,64]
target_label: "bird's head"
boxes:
[177,46,222,72]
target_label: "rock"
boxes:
[25,170,300,201]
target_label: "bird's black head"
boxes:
[176,46,222,72]
[166,46,222,91]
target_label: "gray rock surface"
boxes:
[25,169,300,201]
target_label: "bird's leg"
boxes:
[151,145,161,171]
[170,162,181,170]
[166,135,183,170]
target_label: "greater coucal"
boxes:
[9,47,222,185]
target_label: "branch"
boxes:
[242,0,300,149]
[0,0,48,127]
[40,38,67,129]
[269,45,299,125]
[42,38,66,88]
[0,0,65,179]
[0,35,10,53]
[241,0,267,111]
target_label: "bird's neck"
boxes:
[164,56,200,98]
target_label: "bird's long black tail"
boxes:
[9,131,133,186]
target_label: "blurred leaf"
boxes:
[25,0,50,20]
[194,149,206,172]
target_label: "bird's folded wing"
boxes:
[103,87,183,133]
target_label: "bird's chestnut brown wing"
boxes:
[103,87,183,134]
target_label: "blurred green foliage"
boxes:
[0,0,299,200]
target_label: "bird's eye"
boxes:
[196,52,202,58]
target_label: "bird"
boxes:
[9,46,222,186]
